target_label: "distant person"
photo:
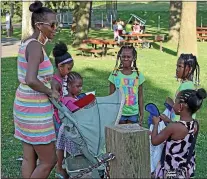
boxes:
[113,20,118,40]
[118,18,125,27]
[113,20,123,43]
[133,20,141,33]
[117,19,124,36]
[6,12,11,37]
[140,25,145,34]
[125,20,133,35]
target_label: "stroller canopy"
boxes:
[55,89,125,157]
[71,89,124,157]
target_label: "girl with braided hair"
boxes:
[55,71,83,179]
[108,45,145,125]
[152,88,206,178]
[51,41,74,136]
[51,42,81,178]
[160,53,200,123]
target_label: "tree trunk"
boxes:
[21,1,33,41]
[10,2,14,18]
[88,1,92,29]
[177,2,197,56]
[8,2,14,36]
[168,1,182,44]
[72,1,91,47]
[105,124,150,178]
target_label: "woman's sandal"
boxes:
[55,173,64,179]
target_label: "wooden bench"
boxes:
[197,27,207,41]
[121,34,163,51]
[77,47,103,57]
[120,39,154,49]
[197,36,207,41]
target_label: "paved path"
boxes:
[1,37,21,58]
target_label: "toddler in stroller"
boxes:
[55,71,87,178]
[51,88,125,179]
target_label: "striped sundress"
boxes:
[13,38,56,145]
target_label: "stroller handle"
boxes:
[49,97,61,107]
[49,97,66,113]
[49,97,79,126]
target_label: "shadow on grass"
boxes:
[1,57,207,178]
[152,42,177,56]
[88,30,114,39]
[79,67,171,111]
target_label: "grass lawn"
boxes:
[2,33,207,178]
[1,2,207,178]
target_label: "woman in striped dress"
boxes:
[13,1,59,178]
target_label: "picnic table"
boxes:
[79,38,119,56]
[197,27,207,30]
[78,33,164,58]
[78,39,104,57]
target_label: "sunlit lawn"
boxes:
[1,2,207,178]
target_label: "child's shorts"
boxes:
[120,114,139,123]
[53,116,61,138]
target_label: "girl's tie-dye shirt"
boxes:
[108,71,145,116]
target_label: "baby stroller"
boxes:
[50,89,125,178]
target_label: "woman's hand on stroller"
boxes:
[49,89,60,101]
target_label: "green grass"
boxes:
[2,30,207,177]
[1,27,22,39]
[2,1,207,178]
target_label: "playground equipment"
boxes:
[127,13,147,26]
